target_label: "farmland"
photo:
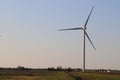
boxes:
[70,72,120,80]
[0,72,74,80]
[0,69,120,80]
[0,69,74,80]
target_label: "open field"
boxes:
[0,72,74,80]
[0,69,74,80]
[70,72,120,80]
[0,69,120,80]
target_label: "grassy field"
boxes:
[0,70,74,80]
[0,72,74,80]
[70,72,120,80]
[0,69,120,80]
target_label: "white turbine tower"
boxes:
[59,6,96,72]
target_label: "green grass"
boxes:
[0,70,120,80]
[42,72,74,80]
[70,72,120,80]
[0,72,74,80]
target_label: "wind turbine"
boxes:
[59,6,96,72]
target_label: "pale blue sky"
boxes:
[0,0,120,69]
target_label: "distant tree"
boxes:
[48,67,55,71]
[56,66,62,71]
[17,66,25,70]
[67,67,73,72]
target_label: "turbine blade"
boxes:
[85,31,96,50]
[59,27,83,31]
[83,6,94,28]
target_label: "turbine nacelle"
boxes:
[83,27,87,30]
